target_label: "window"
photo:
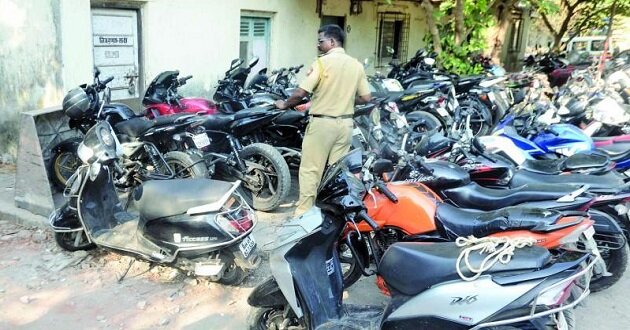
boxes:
[591,40,605,52]
[376,12,409,67]
[239,16,270,73]
[573,41,588,52]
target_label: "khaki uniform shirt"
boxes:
[299,48,371,117]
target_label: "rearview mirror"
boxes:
[230,59,242,70]
[373,159,394,176]
[248,57,260,69]
[386,46,395,55]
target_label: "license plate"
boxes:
[239,235,256,258]
[192,133,210,148]
[437,105,449,117]
[584,226,595,239]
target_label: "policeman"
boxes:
[275,24,372,216]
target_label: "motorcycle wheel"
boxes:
[163,151,208,178]
[589,207,629,292]
[455,100,492,136]
[247,306,304,330]
[48,137,83,189]
[406,111,442,133]
[54,231,96,252]
[339,242,364,289]
[217,259,246,286]
[239,143,291,212]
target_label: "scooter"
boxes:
[49,121,260,285]
[247,151,597,330]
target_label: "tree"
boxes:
[530,0,630,50]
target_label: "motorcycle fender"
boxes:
[247,276,289,308]
[589,209,624,236]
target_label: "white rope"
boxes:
[455,236,538,282]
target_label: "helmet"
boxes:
[63,87,92,119]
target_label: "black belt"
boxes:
[310,114,353,119]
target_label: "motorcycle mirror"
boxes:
[248,57,260,69]
[386,46,395,55]
[94,67,101,78]
[230,59,242,70]
[424,58,436,66]
[373,159,394,176]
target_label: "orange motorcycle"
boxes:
[339,159,604,291]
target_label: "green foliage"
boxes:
[424,0,495,75]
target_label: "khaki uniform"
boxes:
[295,48,370,216]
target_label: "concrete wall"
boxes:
[0,0,64,162]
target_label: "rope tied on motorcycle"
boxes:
[455,236,537,281]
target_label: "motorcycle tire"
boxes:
[48,137,83,190]
[406,111,443,134]
[455,99,492,137]
[486,309,575,330]
[217,259,246,286]
[239,143,291,212]
[247,306,302,330]
[54,231,96,252]
[589,207,629,293]
[163,151,208,178]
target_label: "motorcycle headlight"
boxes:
[99,127,114,147]
[79,121,119,164]
[77,143,94,163]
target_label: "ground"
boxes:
[0,166,629,329]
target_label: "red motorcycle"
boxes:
[143,70,219,118]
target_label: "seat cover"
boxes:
[135,179,235,221]
[114,118,155,138]
[274,110,305,125]
[435,203,562,238]
[522,153,610,174]
[510,169,625,192]
[201,114,236,130]
[379,242,551,296]
[444,183,578,210]
[594,143,630,161]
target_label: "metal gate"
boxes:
[376,12,410,67]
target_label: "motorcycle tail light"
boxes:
[214,195,256,236]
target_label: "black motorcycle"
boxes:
[49,69,206,189]
[49,121,260,285]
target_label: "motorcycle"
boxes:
[247,150,597,330]
[50,69,207,189]
[143,70,219,118]
[49,121,260,285]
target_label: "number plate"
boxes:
[437,105,449,117]
[584,226,595,239]
[192,133,210,148]
[239,235,256,258]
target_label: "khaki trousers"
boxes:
[294,117,353,216]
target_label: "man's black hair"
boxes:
[318,24,345,46]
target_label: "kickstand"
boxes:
[117,258,136,283]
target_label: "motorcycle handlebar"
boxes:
[179,75,193,84]
[356,210,379,231]
[375,181,398,203]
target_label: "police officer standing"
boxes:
[275,24,372,216]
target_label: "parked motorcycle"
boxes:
[247,150,597,330]
[50,69,206,189]
[143,70,219,118]
[49,121,260,285]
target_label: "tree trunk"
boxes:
[422,0,442,53]
[489,3,513,64]
[454,0,465,46]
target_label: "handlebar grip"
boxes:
[357,210,379,231]
[375,181,398,203]
[101,76,114,85]
[180,75,193,83]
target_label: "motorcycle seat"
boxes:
[510,169,625,193]
[201,114,236,130]
[443,182,578,210]
[521,153,611,174]
[136,179,235,222]
[594,143,630,161]
[378,242,551,296]
[114,118,155,138]
[435,203,562,238]
[274,110,306,125]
